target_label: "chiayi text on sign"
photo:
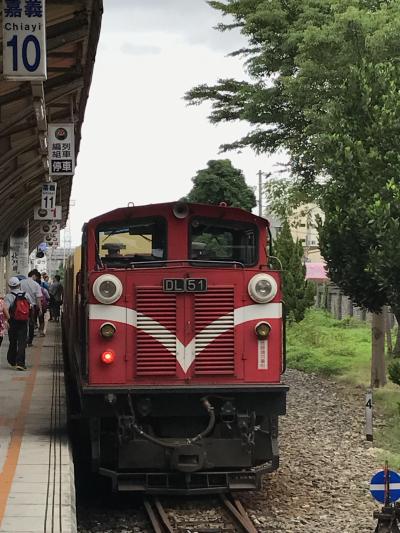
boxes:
[2,0,46,81]
[48,124,75,176]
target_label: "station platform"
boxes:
[0,323,77,533]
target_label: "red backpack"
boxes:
[10,293,30,321]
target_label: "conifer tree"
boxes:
[274,219,314,322]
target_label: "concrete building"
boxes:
[46,248,72,278]
[264,211,283,241]
[288,204,324,263]
[265,203,324,263]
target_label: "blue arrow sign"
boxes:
[370,470,400,503]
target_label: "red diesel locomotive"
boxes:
[63,201,287,493]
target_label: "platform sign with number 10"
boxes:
[41,182,57,210]
[2,0,47,81]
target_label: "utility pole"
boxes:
[258,170,272,217]
[258,170,263,216]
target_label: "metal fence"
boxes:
[314,282,388,323]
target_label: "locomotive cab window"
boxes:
[189,217,258,266]
[97,217,166,266]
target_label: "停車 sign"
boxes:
[48,123,75,176]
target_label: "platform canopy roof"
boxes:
[0,0,103,252]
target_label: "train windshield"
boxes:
[97,217,166,266]
[189,217,258,266]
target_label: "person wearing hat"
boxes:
[4,277,34,371]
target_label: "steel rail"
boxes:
[143,498,163,533]
[220,494,258,533]
[143,497,174,533]
[155,498,174,533]
[143,493,257,533]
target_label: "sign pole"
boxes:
[370,466,400,531]
[385,462,390,507]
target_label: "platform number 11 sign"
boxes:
[41,182,57,210]
[2,0,47,81]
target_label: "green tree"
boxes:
[316,63,400,360]
[264,176,318,220]
[186,0,400,385]
[186,1,400,184]
[185,159,256,211]
[388,358,400,387]
[273,219,314,322]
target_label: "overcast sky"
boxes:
[66,0,286,245]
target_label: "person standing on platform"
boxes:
[36,272,49,337]
[0,295,10,349]
[20,270,42,347]
[4,277,32,371]
[41,273,50,291]
[49,275,63,322]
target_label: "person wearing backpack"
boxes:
[4,277,34,371]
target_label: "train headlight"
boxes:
[255,321,271,340]
[93,274,122,304]
[248,274,277,304]
[100,322,116,338]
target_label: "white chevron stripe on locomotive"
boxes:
[89,303,282,373]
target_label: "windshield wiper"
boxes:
[102,228,126,244]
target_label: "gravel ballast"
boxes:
[241,369,381,532]
[77,369,383,532]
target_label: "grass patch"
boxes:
[287,309,400,464]
[287,309,371,379]
[374,387,400,469]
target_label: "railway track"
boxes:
[143,494,258,532]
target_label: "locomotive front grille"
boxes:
[136,287,177,376]
[194,287,235,375]
[135,285,236,377]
